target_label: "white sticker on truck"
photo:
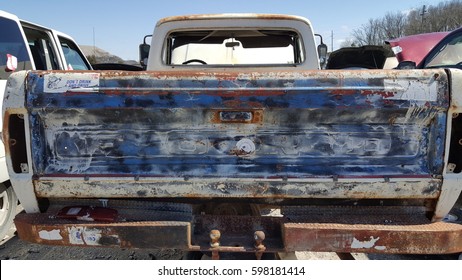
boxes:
[44,73,100,93]
[68,226,102,246]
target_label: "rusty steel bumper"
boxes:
[14,209,462,255]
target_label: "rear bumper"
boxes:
[14,209,462,255]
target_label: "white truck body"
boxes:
[0,10,91,240]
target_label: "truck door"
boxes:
[22,25,61,70]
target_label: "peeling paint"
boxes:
[22,70,448,182]
[38,229,62,240]
[384,79,438,101]
[35,177,441,199]
[351,236,382,249]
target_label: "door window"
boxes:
[59,36,91,70]
[0,17,32,79]
[23,26,60,70]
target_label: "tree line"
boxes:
[344,0,462,47]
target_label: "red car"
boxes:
[388,27,462,69]
[386,32,449,66]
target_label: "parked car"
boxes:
[385,30,461,69]
[326,45,393,69]
[91,63,143,71]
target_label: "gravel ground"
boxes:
[1,234,461,260]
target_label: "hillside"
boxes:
[80,45,138,65]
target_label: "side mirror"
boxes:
[396,61,417,69]
[225,41,240,48]
[317,43,328,68]
[139,43,150,68]
[314,34,328,69]
[139,35,152,68]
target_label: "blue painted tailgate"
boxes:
[25,69,448,180]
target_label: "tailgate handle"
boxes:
[219,111,253,122]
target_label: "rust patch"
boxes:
[12,206,462,253]
[361,90,396,98]
[283,221,462,254]
[156,14,310,26]
[210,109,263,124]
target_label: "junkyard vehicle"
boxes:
[3,14,462,259]
[326,45,392,69]
[386,31,450,67]
[0,10,91,241]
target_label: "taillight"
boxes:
[448,112,462,173]
[8,113,29,173]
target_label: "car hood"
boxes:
[326,45,390,69]
[386,32,449,65]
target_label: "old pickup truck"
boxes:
[2,14,462,259]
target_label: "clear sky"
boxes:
[1,0,441,61]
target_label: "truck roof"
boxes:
[1,9,59,34]
[156,13,312,27]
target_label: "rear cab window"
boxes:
[163,29,304,66]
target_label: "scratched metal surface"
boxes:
[24,69,448,197]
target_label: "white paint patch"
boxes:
[384,79,438,101]
[77,214,95,221]
[216,183,226,191]
[38,229,63,240]
[68,226,102,246]
[351,236,380,249]
[66,207,82,215]
[44,73,100,93]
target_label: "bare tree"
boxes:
[406,0,462,34]
[351,0,462,46]
[340,38,358,48]
[352,18,384,45]
[425,0,462,31]
[351,12,407,46]
[404,9,424,35]
[381,12,408,40]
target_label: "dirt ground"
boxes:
[1,233,461,260]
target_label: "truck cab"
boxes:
[0,10,91,240]
[140,14,327,70]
